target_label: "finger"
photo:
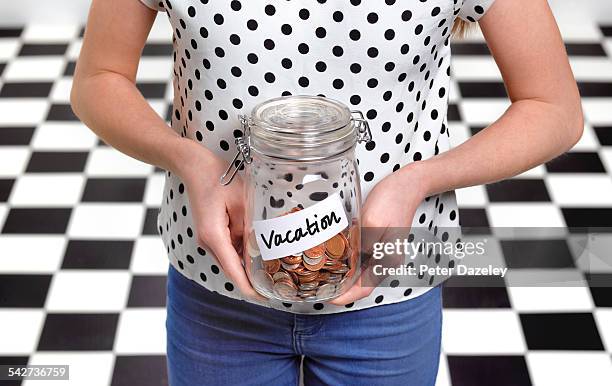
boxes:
[329,275,373,306]
[208,229,267,302]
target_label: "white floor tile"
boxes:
[66,40,82,60]
[31,122,98,150]
[68,204,145,239]
[22,24,80,42]
[527,352,612,386]
[0,39,20,61]
[582,99,612,125]
[25,352,114,386]
[546,175,612,206]
[460,99,511,126]
[0,100,49,125]
[144,174,165,207]
[442,310,525,354]
[131,237,170,274]
[0,147,30,176]
[595,310,612,352]
[488,204,565,228]
[114,309,167,354]
[46,271,130,312]
[49,77,73,102]
[455,185,488,207]
[600,148,612,175]
[86,148,153,177]
[447,123,470,147]
[508,286,594,312]
[3,57,65,81]
[136,58,173,82]
[0,310,45,354]
[570,57,612,81]
[451,57,501,80]
[0,235,65,273]
[10,174,84,206]
[572,124,602,151]
[434,354,451,386]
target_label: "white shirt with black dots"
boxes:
[138,0,497,314]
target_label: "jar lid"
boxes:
[249,95,358,161]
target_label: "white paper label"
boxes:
[253,193,349,261]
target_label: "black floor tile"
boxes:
[451,43,491,56]
[64,61,76,76]
[545,152,606,173]
[447,103,461,121]
[500,239,575,269]
[18,44,68,56]
[486,179,550,202]
[0,356,29,386]
[459,82,507,98]
[142,44,173,56]
[0,62,5,77]
[577,82,612,97]
[0,82,54,98]
[111,355,169,386]
[165,104,173,122]
[520,313,604,350]
[563,208,612,228]
[81,178,147,202]
[26,151,88,172]
[442,276,511,308]
[593,126,612,146]
[564,43,607,56]
[447,355,532,386]
[0,275,52,307]
[136,83,167,99]
[0,28,22,37]
[586,274,612,307]
[46,104,79,121]
[127,275,167,307]
[62,240,133,269]
[469,126,486,136]
[458,208,490,229]
[2,208,72,234]
[38,313,119,351]
[0,126,35,145]
[142,207,161,235]
[0,179,14,201]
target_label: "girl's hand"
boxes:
[174,141,264,301]
[330,164,429,306]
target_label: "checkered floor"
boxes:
[1,19,612,386]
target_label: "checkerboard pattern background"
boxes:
[0,18,611,386]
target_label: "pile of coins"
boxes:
[248,208,359,302]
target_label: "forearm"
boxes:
[404,98,583,196]
[71,71,199,175]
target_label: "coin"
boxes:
[303,254,327,271]
[329,264,349,274]
[274,281,298,298]
[302,253,323,266]
[262,259,280,274]
[281,262,301,271]
[247,230,261,258]
[299,281,319,291]
[325,234,346,258]
[304,243,325,259]
[272,271,292,282]
[254,269,274,291]
[316,283,336,298]
[282,255,302,265]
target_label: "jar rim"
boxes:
[248,95,359,161]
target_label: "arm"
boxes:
[409,0,584,196]
[71,0,261,300]
[331,0,583,305]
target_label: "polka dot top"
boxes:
[140,0,496,314]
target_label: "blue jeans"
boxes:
[166,265,442,386]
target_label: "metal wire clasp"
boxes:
[350,110,372,143]
[219,115,252,186]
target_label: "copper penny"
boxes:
[325,234,345,258]
[304,243,326,259]
[262,259,280,274]
[282,255,302,265]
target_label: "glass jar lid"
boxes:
[249,95,359,161]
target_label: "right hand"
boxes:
[174,141,264,301]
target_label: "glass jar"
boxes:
[221,95,371,302]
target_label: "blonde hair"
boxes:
[451,19,473,38]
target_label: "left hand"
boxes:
[329,164,429,306]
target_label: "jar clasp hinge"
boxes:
[219,114,252,186]
[351,110,372,143]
